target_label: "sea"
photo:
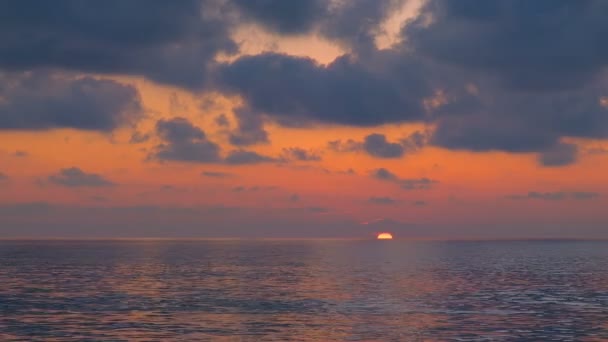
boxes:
[0,239,607,341]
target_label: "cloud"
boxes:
[412,200,427,206]
[281,147,322,161]
[232,185,278,192]
[506,191,600,201]
[371,168,399,181]
[363,133,404,158]
[328,139,362,153]
[400,178,438,190]
[202,171,233,178]
[13,150,28,157]
[129,131,151,144]
[368,196,398,205]
[231,0,328,34]
[151,117,222,163]
[231,0,402,53]
[329,131,428,159]
[407,0,608,91]
[48,167,115,187]
[214,114,230,127]
[149,117,276,165]
[538,142,578,167]
[371,168,439,190]
[0,172,8,181]
[0,72,142,131]
[0,0,237,89]
[289,194,300,202]
[228,107,269,146]
[224,150,276,165]
[216,52,430,127]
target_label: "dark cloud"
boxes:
[151,117,222,163]
[217,52,430,127]
[214,114,230,127]
[408,0,608,156]
[129,131,151,144]
[231,0,327,34]
[0,72,142,131]
[400,178,438,190]
[232,0,403,53]
[281,147,322,161]
[371,168,438,190]
[412,200,427,206]
[232,185,277,192]
[363,133,404,158]
[506,191,600,201]
[327,139,362,153]
[289,194,300,202]
[368,196,398,205]
[371,168,399,181]
[585,146,608,155]
[48,167,115,187]
[407,0,608,91]
[224,150,276,165]
[228,107,269,146]
[202,171,233,178]
[13,150,28,157]
[329,132,428,159]
[538,142,578,167]
[0,0,237,89]
[0,172,8,181]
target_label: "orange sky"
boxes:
[1,1,607,238]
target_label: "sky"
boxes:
[1,0,608,239]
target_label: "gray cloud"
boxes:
[202,171,233,178]
[0,0,237,89]
[371,168,399,181]
[368,196,398,205]
[228,107,269,146]
[214,114,230,127]
[371,168,438,190]
[13,150,28,157]
[231,0,327,35]
[217,52,431,127]
[538,142,578,167]
[224,150,276,165]
[363,133,404,158]
[129,131,151,144]
[151,117,222,163]
[0,72,142,131]
[506,191,600,201]
[48,167,115,187]
[232,185,278,192]
[0,172,8,181]
[400,178,438,190]
[329,131,428,159]
[281,147,322,161]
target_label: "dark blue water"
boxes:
[1,240,607,341]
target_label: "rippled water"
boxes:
[1,240,607,341]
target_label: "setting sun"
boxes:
[377,232,394,240]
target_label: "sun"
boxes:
[376,232,393,240]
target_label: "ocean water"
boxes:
[1,240,607,341]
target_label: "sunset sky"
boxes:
[1,0,608,238]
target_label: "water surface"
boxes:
[1,240,607,341]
